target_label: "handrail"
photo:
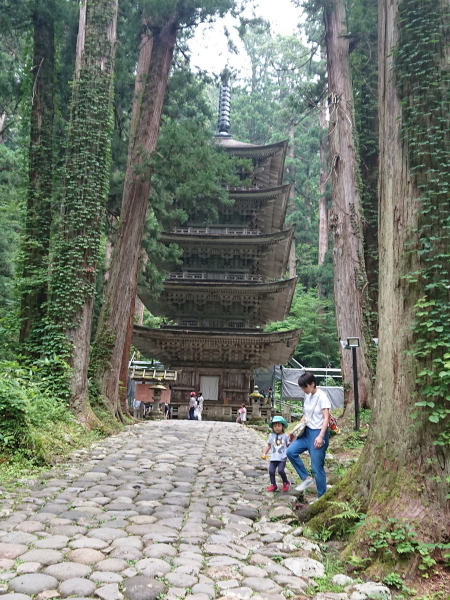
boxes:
[167,272,263,282]
[172,227,260,235]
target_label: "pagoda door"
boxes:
[201,376,219,400]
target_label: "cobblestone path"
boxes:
[0,421,333,600]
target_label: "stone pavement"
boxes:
[0,421,389,600]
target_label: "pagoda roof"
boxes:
[160,228,294,279]
[132,325,302,369]
[216,138,288,187]
[138,278,297,326]
[226,184,291,233]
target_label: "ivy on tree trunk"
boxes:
[48,0,118,424]
[19,0,55,349]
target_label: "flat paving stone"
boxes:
[87,528,128,541]
[0,544,27,560]
[95,559,129,572]
[69,537,109,550]
[0,533,38,545]
[8,574,59,595]
[122,576,167,600]
[33,536,70,549]
[44,562,92,581]
[19,550,63,565]
[16,563,42,574]
[109,546,142,560]
[90,572,123,584]
[68,548,106,564]
[58,578,97,598]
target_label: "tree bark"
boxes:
[309,0,450,562]
[93,13,178,414]
[353,0,450,545]
[318,101,329,269]
[19,0,55,347]
[48,0,118,424]
[324,0,373,408]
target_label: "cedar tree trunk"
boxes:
[318,101,328,268]
[93,14,178,415]
[309,0,450,565]
[19,0,55,346]
[352,0,450,552]
[324,0,373,408]
[49,0,118,424]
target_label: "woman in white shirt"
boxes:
[286,372,330,497]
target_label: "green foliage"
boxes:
[0,360,73,456]
[395,0,450,445]
[328,500,366,538]
[47,0,117,365]
[0,144,22,310]
[0,362,29,449]
[365,517,450,576]
[342,430,367,450]
[265,287,340,367]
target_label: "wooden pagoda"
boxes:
[132,84,301,419]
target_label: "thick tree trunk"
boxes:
[49,0,118,423]
[318,102,328,268]
[19,0,55,347]
[353,0,450,548]
[309,0,450,565]
[69,0,118,421]
[93,14,178,413]
[324,0,373,408]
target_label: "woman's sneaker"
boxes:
[295,477,315,492]
[282,481,291,492]
[266,484,278,492]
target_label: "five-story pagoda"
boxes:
[132,83,301,419]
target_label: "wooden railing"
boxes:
[168,272,262,282]
[172,226,260,235]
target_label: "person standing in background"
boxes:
[133,398,141,419]
[196,392,204,421]
[188,392,197,420]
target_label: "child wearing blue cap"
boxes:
[261,416,291,492]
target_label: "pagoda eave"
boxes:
[226,184,292,233]
[132,325,302,369]
[218,139,288,188]
[138,277,297,326]
[159,228,294,279]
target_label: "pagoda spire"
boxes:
[217,72,231,138]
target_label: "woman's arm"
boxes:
[313,408,330,449]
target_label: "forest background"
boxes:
[1,0,450,584]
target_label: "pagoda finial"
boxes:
[217,70,231,138]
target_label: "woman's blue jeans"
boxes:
[286,426,330,497]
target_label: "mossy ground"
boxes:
[0,404,126,487]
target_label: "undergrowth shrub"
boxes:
[0,360,105,464]
[0,362,29,448]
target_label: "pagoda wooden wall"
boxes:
[171,368,252,406]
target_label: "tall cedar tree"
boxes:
[19,0,55,348]
[323,0,373,407]
[308,0,450,565]
[92,0,236,417]
[48,0,118,423]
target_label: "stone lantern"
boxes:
[149,382,166,412]
[249,385,264,419]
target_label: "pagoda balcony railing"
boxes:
[172,226,260,235]
[167,271,263,283]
